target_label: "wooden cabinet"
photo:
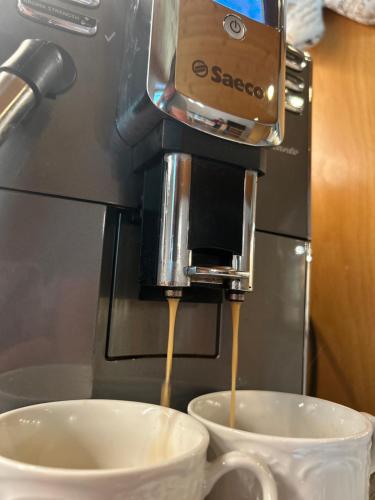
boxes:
[310,11,375,413]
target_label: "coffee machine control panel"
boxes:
[17,0,98,36]
[148,0,285,146]
[60,0,100,7]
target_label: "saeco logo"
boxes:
[192,59,265,100]
[192,60,209,78]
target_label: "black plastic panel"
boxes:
[132,119,266,174]
[256,57,312,240]
[189,158,244,255]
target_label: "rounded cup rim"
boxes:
[188,390,373,446]
[0,399,209,477]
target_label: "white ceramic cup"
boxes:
[188,391,375,500]
[0,399,277,500]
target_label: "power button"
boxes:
[223,14,247,40]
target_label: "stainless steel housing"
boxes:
[0,72,35,146]
[157,153,192,289]
[117,0,286,147]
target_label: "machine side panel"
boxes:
[0,190,106,412]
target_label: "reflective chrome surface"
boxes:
[61,0,100,7]
[146,0,285,146]
[17,0,98,36]
[302,243,312,395]
[155,156,257,293]
[0,73,35,146]
[286,46,309,72]
[157,153,192,288]
[186,266,250,281]
[165,289,183,299]
[223,14,247,40]
[230,171,257,292]
[227,292,245,302]
[286,72,305,93]
[285,89,305,114]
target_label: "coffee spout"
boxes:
[165,289,183,300]
[226,292,245,303]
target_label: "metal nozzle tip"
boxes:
[226,292,246,303]
[165,289,183,299]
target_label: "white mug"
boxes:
[0,399,277,500]
[188,390,375,500]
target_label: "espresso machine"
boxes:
[0,0,312,411]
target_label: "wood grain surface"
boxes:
[309,10,375,413]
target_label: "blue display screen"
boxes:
[214,0,266,25]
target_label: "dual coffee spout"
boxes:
[141,152,258,305]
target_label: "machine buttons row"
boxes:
[286,71,305,93]
[285,46,309,114]
[286,46,308,72]
[17,0,98,36]
[61,0,100,7]
[285,89,305,114]
[223,14,247,40]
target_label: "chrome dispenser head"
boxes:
[141,153,258,296]
[148,0,285,146]
[117,0,285,148]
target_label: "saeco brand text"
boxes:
[192,60,265,100]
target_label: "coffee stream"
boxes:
[160,298,181,408]
[162,296,242,429]
[229,301,242,428]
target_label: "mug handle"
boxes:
[361,412,375,475]
[204,450,277,499]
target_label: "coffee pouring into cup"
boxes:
[189,390,375,500]
[0,399,277,500]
